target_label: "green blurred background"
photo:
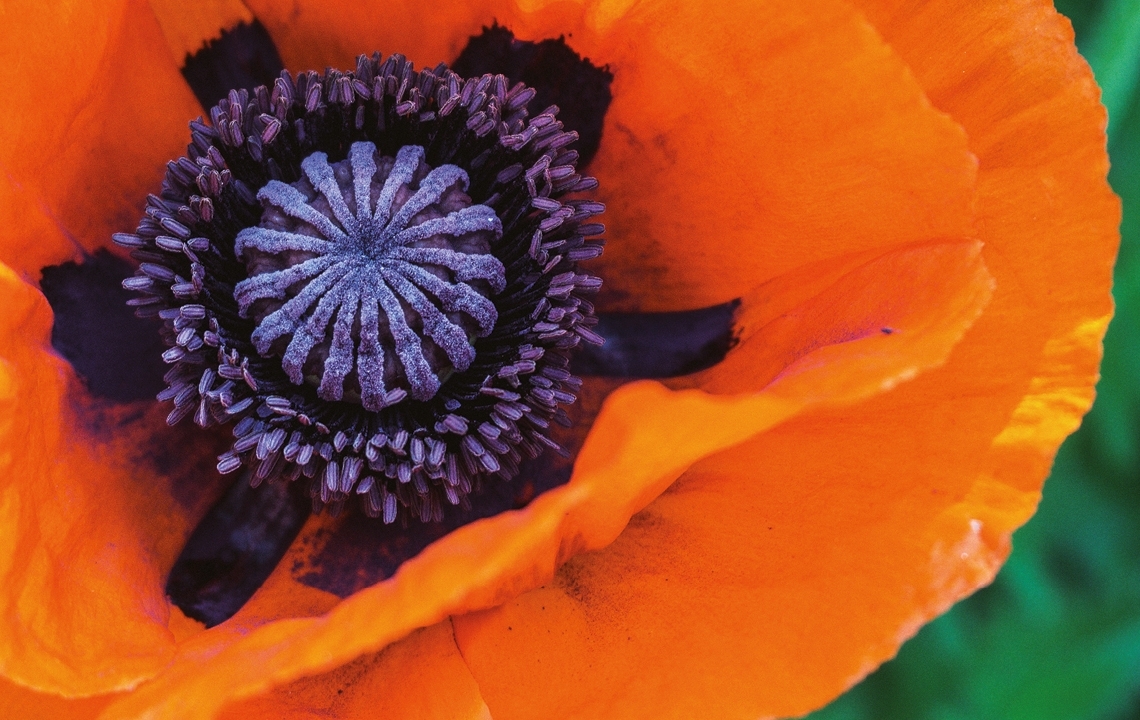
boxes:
[807,1,1140,718]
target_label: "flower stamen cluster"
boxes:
[116,53,605,522]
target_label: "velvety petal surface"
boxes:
[100,232,990,718]
[0,676,114,720]
[0,0,1112,717]
[218,622,491,720]
[574,0,979,311]
[450,1,1118,718]
[245,0,978,313]
[851,0,1119,488]
[0,5,229,688]
[76,0,998,714]
[0,264,206,695]
[0,0,201,275]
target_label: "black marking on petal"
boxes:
[166,475,311,627]
[294,422,579,598]
[573,301,741,377]
[40,251,167,402]
[453,25,613,167]
[292,375,615,598]
[181,20,285,110]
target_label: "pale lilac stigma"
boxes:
[233,142,506,410]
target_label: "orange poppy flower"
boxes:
[0,0,1117,717]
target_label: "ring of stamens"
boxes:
[234,142,506,410]
[116,54,605,523]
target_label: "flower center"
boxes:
[116,54,605,523]
[235,143,506,409]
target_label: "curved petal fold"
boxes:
[146,0,256,64]
[218,622,491,720]
[0,0,1115,717]
[572,0,979,310]
[102,234,991,719]
[0,265,195,696]
[451,1,1119,717]
[0,0,201,275]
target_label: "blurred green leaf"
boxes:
[1081,0,1140,142]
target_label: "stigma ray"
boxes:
[234,142,506,409]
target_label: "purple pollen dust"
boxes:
[234,142,506,410]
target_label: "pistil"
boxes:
[234,142,505,409]
[116,54,605,523]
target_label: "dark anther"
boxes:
[166,476,311,626]
[453,25,613,168]
[574,301,740,377]
[40,251,168,402]
[182,20,285,110]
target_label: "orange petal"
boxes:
[100,224,989,719]
[247,0,977,313]
[449,2,1117,718]
[0,3,312,701]
[448,241,993,719]
[218,622,490,720]
[450,413,1038,719]
[242,0,498,76]
[0,0,201,275]
[0,251,265,698]
[147,0,255,65]
[0,676,117,720]
[848,0,1120,475]
[572,0,977,310]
